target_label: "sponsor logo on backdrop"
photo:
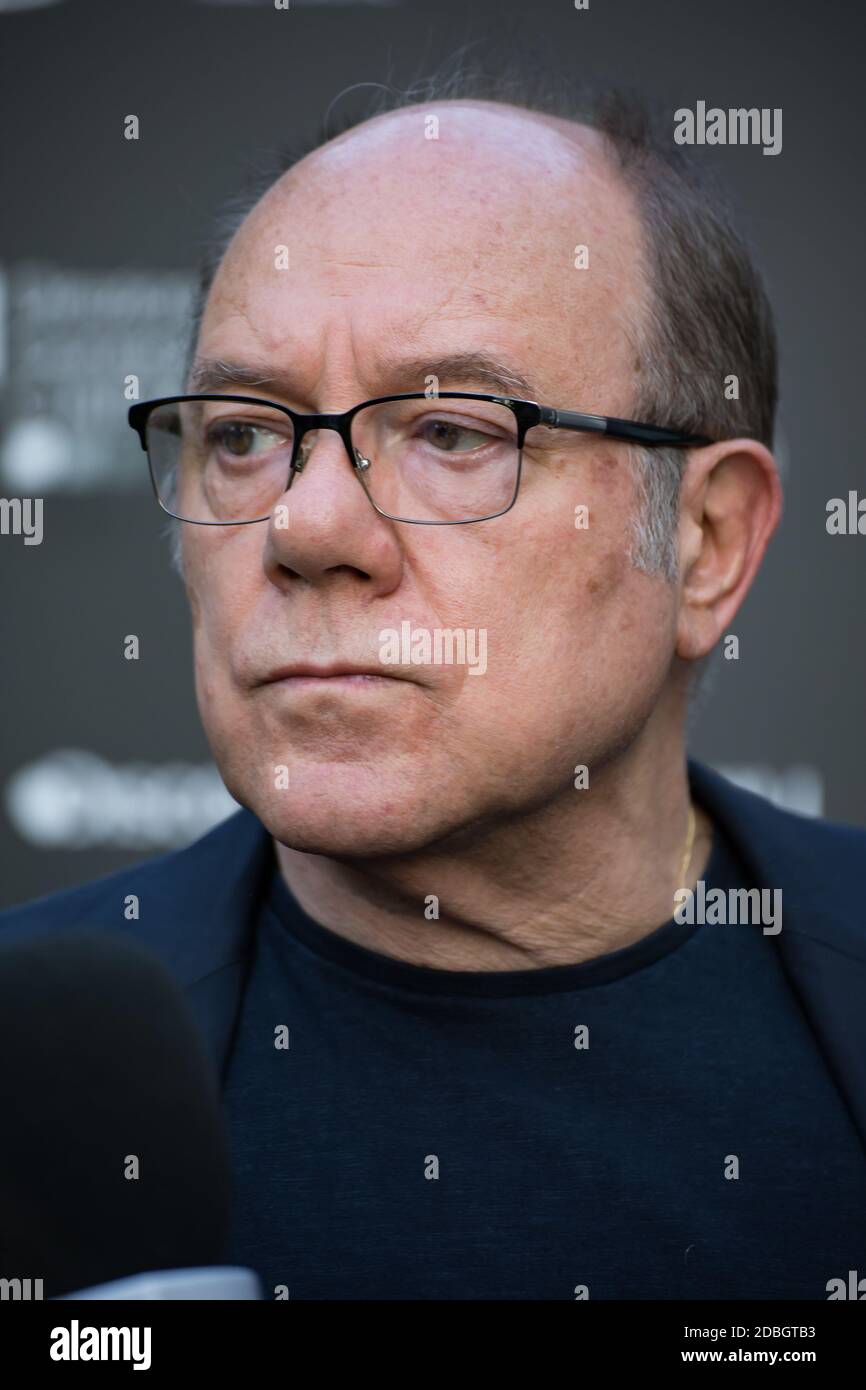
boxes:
[5,750,237,850]
[3,753,823,852]
[0,263,193,492]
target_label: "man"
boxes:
[3,76,866,1301]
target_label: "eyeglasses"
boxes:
[127,391,711,527]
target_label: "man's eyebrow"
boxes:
[372,353,537,399]
[186,352,537,401]
[186,358,288,394]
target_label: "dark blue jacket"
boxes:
[2,763,865,1155]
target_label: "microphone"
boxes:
[0,929,257,1299]
[59,1267,261,1300]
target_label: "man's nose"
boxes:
[292,425,347,475]
[282,425,368,516]
[262,427,402,591]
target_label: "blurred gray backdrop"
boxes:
[1,0,863,907]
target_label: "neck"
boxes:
[273,721,714,973]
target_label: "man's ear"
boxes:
[675,438,782,661]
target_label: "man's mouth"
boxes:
[258,662,413,689]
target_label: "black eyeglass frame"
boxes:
[128,391,713,527]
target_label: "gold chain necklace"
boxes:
[674,803,697,911]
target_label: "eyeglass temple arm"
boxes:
[537,406,711,448]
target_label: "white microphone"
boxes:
[58,1266,262,1300]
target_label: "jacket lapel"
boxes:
[689,761,866,1157]
[120,806,274,1084]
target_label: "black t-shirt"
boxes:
[221,827,866,1299]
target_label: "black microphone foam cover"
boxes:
[0,930,231,1298]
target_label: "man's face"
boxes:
[184,102,680,856]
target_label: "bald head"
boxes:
[202,99,649,428]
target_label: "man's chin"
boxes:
[227,767,459,860]
[262,806,444,860]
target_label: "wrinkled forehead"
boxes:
[201,101,648,402]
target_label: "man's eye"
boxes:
[208,422,284,457]
[419,419,497,452]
